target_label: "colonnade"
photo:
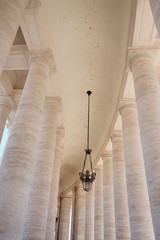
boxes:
[57,50,160,240]
[0,1,160,240]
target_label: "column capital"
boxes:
[26,0,42,9]
[45,97,63,112]
[75,182,83,190]
[128,48,154,71]
[94,165,103,172]
[28,50,56,72]
[0,95,12,109]
[110,130,122,142]
[101,151,112,160]
[119,99,136,114]
[61,192,72,200]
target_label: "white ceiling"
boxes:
[44,0,133,192]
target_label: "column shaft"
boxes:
[0,57,50,240]
[0,0,27,77]
[119,100,155,240]
[0,96,11,143]
[102,151,116,240]
[71,188,76,240]
[74,184,86,240]
[45,127,64,240]
[85,185,94,240]
[111,131,131,240]
[23,97,61,240]
[59,194,72,240]
[94,166,104,240]
[129,51,160,239]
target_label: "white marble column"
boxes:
[0,54,52,240]
[102,151,116,240]
[129,50,160,239]
[119,99,155,240]
[74,183,86,240]
[0,96,11,143]
[149,0,160,36]
[23,97,62,240]
[55,199,61,240]
[59,194,72,240]
[94,165,104,240]
[0,0,28,77]
[71,187,76,240]
[84,184,94,240]
[45,127,65,240]
[111,131,131,240]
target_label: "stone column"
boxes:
[74,183,86,240]
[111,131,131,240]
[71,187,76,240]
[59,194,72,240]
[55,199,61,240]
[84,184,94,240]
[102,151,116,240]
[23,97,62,240]
[94,165,104,240]
[119,99,155,240]
[129,50,160,239]
[0,0,28,77]
[45,127,65,240]
[149,0,160,36]
[0,54,52,240]
[0,96,11,143]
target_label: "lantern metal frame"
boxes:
[79,91,96,192]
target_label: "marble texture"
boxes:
[102,151,116,240]
[23,97,61,240]
[74,183,86,240]
[45,127,64,240]
[119,99,155,240]
[59,194,72,240]
[129,50,160,239]
[111,131,131,240]
[0,56,51,240]
[94,165,104,240]
[85,184,94,240]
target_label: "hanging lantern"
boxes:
[79,91,96,191]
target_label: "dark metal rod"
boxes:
[87,91,92,150]
[82,152,87,173]
[89,154,93,173]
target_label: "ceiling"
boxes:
[44,0,133,192]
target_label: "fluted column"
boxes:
[74,183,86,240]
[23,97,62,240]
[85,184,94,240]
[0,0,28,77]
[59,194,72,240]
[94,165,104,240]
[119,99,155,240]
[111,131,131,240]
[149,0,160,36]
[102,151,116,240]
[0,96,11,143]
[0,54,52,240]
[45,127,65,240]
[129,50,160,239]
